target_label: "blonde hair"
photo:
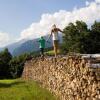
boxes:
[52,24,56,29]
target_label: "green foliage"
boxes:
[90,21,100,53]
[0,48,12,78]
[0,48,31,79]
[9,53,30,78]
[0,48,44,79]
[0,79,57,100]
[62,21,100,54]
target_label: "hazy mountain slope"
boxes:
[0,39,28,54]
[12,36,53,56]
[0,34,62,56]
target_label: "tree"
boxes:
[0,48,31,79]
[9,53,29,78]
[62,21,89,53]
[0,48,12,78]
[90,21,100,53]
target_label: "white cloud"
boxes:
[0,32,14,47]
[95,0,100,3]
[20,1,100,40]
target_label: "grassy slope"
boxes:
[45,49,62,56]
[45,50,54,56]
[0,79,57,100]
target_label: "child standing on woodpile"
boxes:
[38,36,46,60]
[47,24,63,58]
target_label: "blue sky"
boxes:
[0,0,93,35]
[0,0,100,47]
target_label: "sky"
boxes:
[0,0,100,47]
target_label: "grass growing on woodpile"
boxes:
[45,50,61,56]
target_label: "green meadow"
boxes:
[0,79,57,100]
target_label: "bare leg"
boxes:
[57,43,60,55]
[54,46,57,58]
[53,41,57,58]
[53,41,58,64]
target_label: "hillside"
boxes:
[22,55,100,100]
[12,37,52,56]
[0,39,28,54]
[0,34,62,56]
[12,34,62,56]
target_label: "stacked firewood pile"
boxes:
[22,55,100,100]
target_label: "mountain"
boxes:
[12,34,62,56]
[0,34,62,56]
[0,39,28,54]
[0,48,2,51]
[12,36,53,56]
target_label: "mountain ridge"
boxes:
[0,34,62,56]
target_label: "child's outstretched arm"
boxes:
[57,28,63,33]
[46,31,52,41]
[46,40,50,44]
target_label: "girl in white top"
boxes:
[48,24,63,58]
